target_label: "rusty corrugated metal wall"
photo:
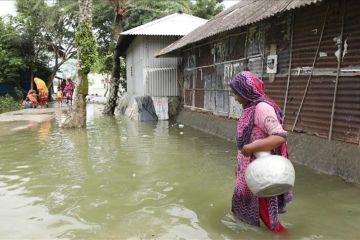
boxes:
[182,14,289,116]
[283,0,360,143]
[260,12,292,108]
[181,0,360,144]
[281,2,338,138]
[333,0,360,143]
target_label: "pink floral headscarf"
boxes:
[229,71,284,152]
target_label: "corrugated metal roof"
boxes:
[121,12,207,36]
[157,0,323,57]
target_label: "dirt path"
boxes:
[0,108,56,123]
[0,108,58,135]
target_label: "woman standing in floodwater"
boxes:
[64,78,75,105]
[229,71,292,233]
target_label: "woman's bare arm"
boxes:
[241,135,286,157]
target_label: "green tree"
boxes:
[191,0,223,19]
[15,0,49,89]
[102,0,222,115]
[102,0,192,115]
[91,0,114,95]
[62,0,97,128]
[0,18,25,84]
[14,0,80,91]
[122,0,192,30]
[44,2,78,89]
[101,0,129,116]
[0,15,51,96]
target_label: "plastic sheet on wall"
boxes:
[124,97,140,120]
[135,96,158,121]
[152,97,169,120]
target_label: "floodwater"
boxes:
[0,104,359,240]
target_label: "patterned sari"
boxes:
[229,71,292,232]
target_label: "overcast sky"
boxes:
[223,0,239,9]
[0,0,16,17]
[0,0,58,16]
[0,0,239,17]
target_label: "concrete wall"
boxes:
[176,109,360,184]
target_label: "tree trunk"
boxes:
[102,42,121,115]
[103,74,110,97]
[103,5,123,116]
[61,0,93,128]
[30,68,34,90]
[47,65,59,89]
[47,71,57,101]
[61,85,87,128]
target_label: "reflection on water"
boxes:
[0,104,360,239]
[38,121,51,144]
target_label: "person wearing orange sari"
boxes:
[26,90,38,108]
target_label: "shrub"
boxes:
[0,95,22,113]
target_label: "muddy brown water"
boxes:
[0,105,359,239]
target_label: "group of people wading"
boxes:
[56,78,75,107]
[22,78,74,108]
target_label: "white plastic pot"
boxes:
[245,151,295,197]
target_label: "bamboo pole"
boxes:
[291,5,330,132]
[329,0,346,141]
[283,11,294,116]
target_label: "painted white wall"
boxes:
[88,73,106,96]
[126,35,180,97]
[126,36,144,96]
[144,36,178,68]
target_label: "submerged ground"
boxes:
[0,104,359,239]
